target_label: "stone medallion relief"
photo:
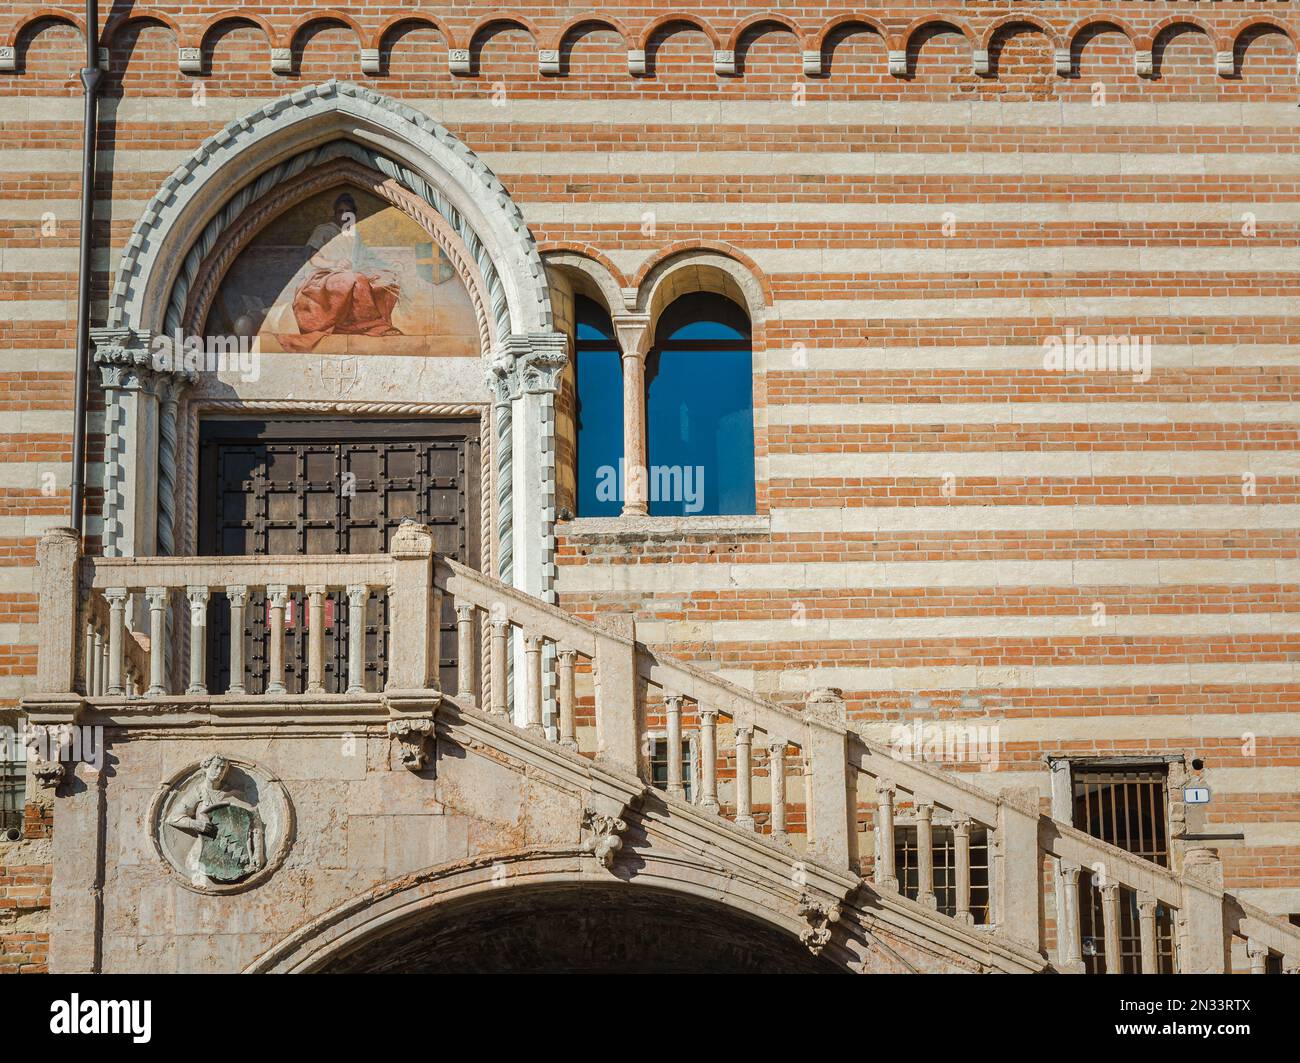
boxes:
[151,755,294,893]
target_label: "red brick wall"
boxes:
[0,801,52,974]
[0,2,1297,915]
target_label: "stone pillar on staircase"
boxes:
[1178,846,1229,974]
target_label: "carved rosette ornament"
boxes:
[151,755,293,894]
[797,894,842,956]
[581,807,628,869]
[388,718,436,771]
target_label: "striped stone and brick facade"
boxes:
[0,2,1298,973]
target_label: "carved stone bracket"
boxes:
[580,806,628,869]
[387,717,437,771]
[798,893,842,956]
[29,759,67,796]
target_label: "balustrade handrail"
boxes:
[438,558,844,746]
[83,553,395,591]
[857,733,1181,901]
[436,557,599,658]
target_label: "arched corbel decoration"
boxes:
[98,81,565,610]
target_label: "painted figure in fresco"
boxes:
[167,754,266,887]
[278,192,404,351]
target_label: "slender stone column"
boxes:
[524,633,544,734]
[1138,892,1160,974]
[953,817,974,924]
[104,588,127,696]
[557,649,577,748]
[91,627,105,697]
[734,726,755,830]
[156,379,183,556]
[916,801,937,908]
[768,738,788,842]
[697,707,719,813]
[1100,882,1122,973]
[874,779,899,891]
[456,604,477,702]
[490,619,509,717]
[144,587,167,696]
[664,695,685,798]
[1246,939,1269,975]
[345,584,367,694]
[185,586,210,694]
[83,621,96,695]
[1057,863,1085,972]
[267,585,290,696]
[619,349,648,516]
[612,314,651,517]
[305,586,326,694]
[226,586,247,695]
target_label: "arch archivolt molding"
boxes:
[245,846,852,974]
[107,80,550,340]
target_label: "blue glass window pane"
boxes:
[575,299,624,517]
[664,318,747,343]
[646,299,755,517]
[577,316,615,342]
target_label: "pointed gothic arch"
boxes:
[108,79,552,341]
[95,81,567,621]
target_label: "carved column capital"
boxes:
[92,327,197,393]
[610,312,652,358]
[520,331,570,395]
[485,354,519,408]
[488,332,570,397]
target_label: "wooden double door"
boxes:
[198,418,480,695]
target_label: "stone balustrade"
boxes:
[853,736,1300,974]
[26,525,1300,974]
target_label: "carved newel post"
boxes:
[384,519,441,771]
